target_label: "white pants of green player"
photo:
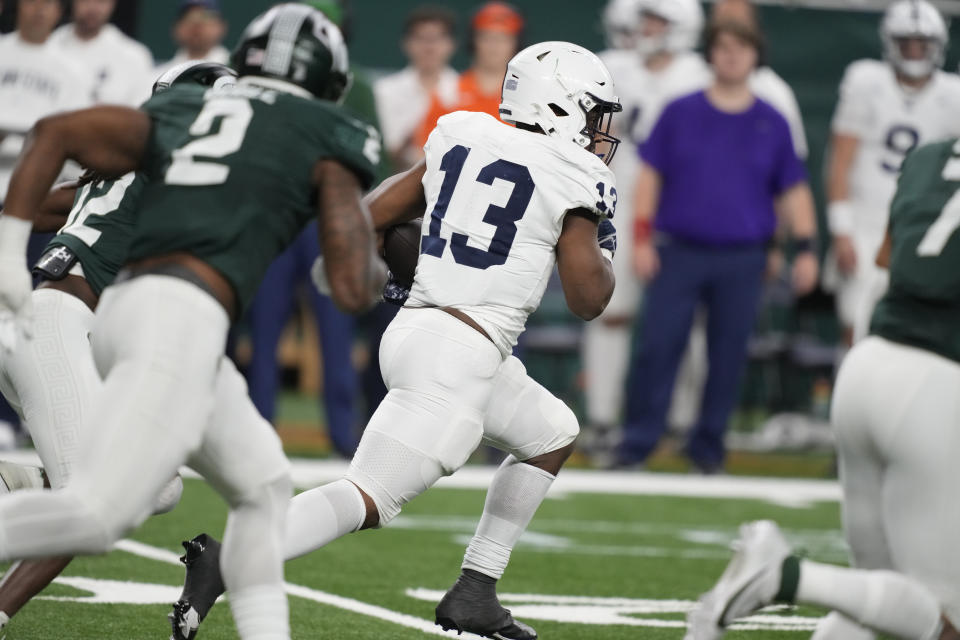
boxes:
[813,336,960,638]
[282,307,578,580]
[0,287,181,512]
[0,276,293,640]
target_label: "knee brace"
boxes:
[151,474,184,515]
[345,430,445,526]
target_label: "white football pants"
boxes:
[0,277,292,639]
[831,336,960,624]
[346,308,579,525]
[0,287,182,510]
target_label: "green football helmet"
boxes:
[231,3,351,103]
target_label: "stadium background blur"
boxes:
[3,0,958,474]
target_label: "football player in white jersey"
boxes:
[168,41,619,640]
[586,0,707,461]
[0,62,238,635]
[826,0,960,345]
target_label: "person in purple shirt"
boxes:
[618,19,819,472]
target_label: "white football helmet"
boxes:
[499,41,623,164]
[881,0,948,80]
[602,0,643,50]
[636,0,704,59]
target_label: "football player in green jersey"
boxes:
[685,139,960,640]
[0,5,385,640]
[0,60,236,636]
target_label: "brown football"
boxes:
[383,218,422,287]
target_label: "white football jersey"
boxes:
[0,33,92,201]
[832,59,960,240]
[406,111,616,357]
[49,24,155,106]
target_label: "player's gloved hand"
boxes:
[310,255,332,296]
[0,215,35,355]
[597,218,617,262]
[382,272,410,307]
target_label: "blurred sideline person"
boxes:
[0,62,235,635]
[685,138,960,640]
[584,0,705,463]
[154,0,229,78]
[622,21,818,472]
[375,5,458,171]
[0,0,93,437]
[0,6,385,640]
[412,1,523,150]
[825,0,960,346]
[168,40,620,640]
[50,0,155,105]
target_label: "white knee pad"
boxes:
[151,474,184,515]
[483,356,579,461]
[345,429,445,526]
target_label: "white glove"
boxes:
[310,256,332,296]
[0,215,34,356]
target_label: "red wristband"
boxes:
[633,218,653,244]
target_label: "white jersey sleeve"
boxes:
[750,67,808,159]
[832,59,882,139]
[406,111,615,357]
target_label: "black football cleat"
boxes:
[435,570,537,640]
[168,533,226,640]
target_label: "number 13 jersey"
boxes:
[131,80,380,313]
[406,111,616,357]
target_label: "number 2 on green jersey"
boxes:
[165,98,253,186]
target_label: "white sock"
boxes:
[283,479,366,561]
[797,560,943,640]
[0,611,9,628]
[229,584,289,640]
[461,456,555,579]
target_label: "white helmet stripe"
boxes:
[263,5,312,77]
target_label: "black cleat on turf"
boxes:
[435,569,537,640]
[168,533,226,640]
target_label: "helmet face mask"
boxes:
[499,42,623,164]
[582,96,622,165]
[881,0,948,80]
[152,61,238,96]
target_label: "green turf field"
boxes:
[1,469,844,639]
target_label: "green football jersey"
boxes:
[45,173,145,297]
[131,81,380,313]
[871,138,960,363]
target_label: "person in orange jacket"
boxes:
[413,1,523,150]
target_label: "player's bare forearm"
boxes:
[316,159,388,313]
[365,159,428,231]
[776,182,817,239]
[32,182,79,233]
[557,209,615,320]
[4,107,149,223]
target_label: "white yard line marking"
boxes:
[115,539,483,638]
[0,450,840,504]
[407,588,821,631]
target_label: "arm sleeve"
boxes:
[831,64,872,138]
